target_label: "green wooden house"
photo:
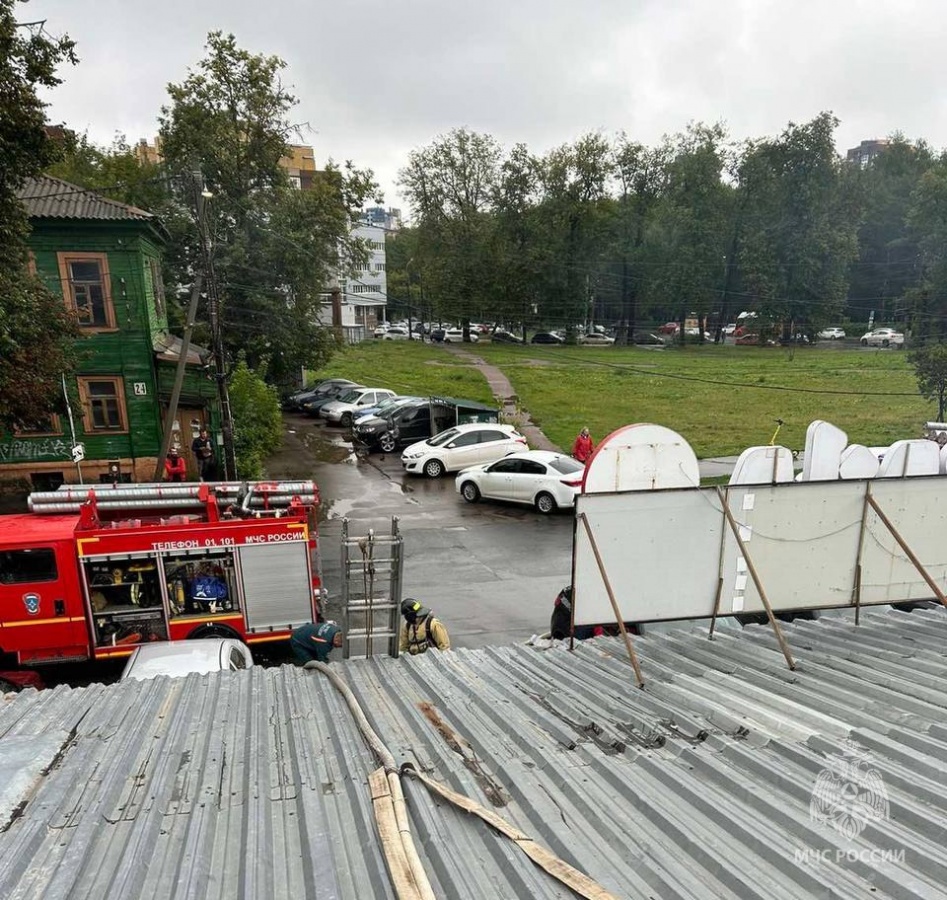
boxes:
[0,176,220,490]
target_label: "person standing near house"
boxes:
[191,428,217,481]
[163,447,187,482]
[572,427,594,464]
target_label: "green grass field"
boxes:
[309,341,929,457]
[307,341,495,405]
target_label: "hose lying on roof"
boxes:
[306,661,434,900]
[305,660,620,900]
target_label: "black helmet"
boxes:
[401,598,429,621]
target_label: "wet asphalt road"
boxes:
[275,414,573,648]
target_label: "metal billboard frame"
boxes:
[571,477,947,685]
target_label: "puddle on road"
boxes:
[324,497,356,519]
[300,432,351,464]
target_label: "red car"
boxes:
[658,322,679,335]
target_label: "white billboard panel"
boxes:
[572,489,723,625]
[721,482,864,616]
[572,477,947,627]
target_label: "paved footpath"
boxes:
[440,345,562,452]
[440,343,738,477]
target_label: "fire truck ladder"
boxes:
[340,517,404,659]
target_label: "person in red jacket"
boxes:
[164,447,187,482]
[572,427,594,464]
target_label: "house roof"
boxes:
[1,608,946,898]
[17,175,156,223]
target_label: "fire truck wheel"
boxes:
[187,624,242,641]
[0,678,20,694]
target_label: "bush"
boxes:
[229,360,283,479]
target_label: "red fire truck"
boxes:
[0,481,322,668]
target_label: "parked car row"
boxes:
[431,327,479,343]
[288,377,584,515]
[283,378,360,412]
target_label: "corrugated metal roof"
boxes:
[1,607,946,898]
[17,176,155,222]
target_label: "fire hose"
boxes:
[304,661,619,900]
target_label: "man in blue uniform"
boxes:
[290,621,343,664]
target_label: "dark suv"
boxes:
[352,401,456,452]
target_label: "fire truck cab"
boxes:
[0,482,321,667]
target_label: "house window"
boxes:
[16,414,63,437]
[58,252,115,330]
[148,258,165,318]
[78,376,127,433]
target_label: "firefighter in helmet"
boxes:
[399,598,450,655]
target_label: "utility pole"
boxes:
[328,273,343,338]
[197,178,237,481]
[153,170,206,481]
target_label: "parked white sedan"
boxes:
[321,387,397,426]
[578,333,615,345]
[455,450,585,514]
[443,328,479,343]
[860,328,904,348]
[817,326,846,340]
[382,325,421,341]
[401,423,527,477]
[121,639,253,681]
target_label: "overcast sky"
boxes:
[26,0,947,214]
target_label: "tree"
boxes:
[906,153,947,342]
[609,136,670,344]
[533,133,615,338]
[637,125,732,344]
[159,32,377,386]
[492,143,543,336]
[46,131,168,212]
[736,113,862,337]
[909,342,947,420]
[0,2,79,428]
[399,128,502,332]
[847,136,931,328]
[383,226,420,323]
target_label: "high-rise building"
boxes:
[134,137,162,166]
[846,139,890,167]
[281,145,317,189]
[364,206,402,231]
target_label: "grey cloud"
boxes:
[26,0,947,211]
